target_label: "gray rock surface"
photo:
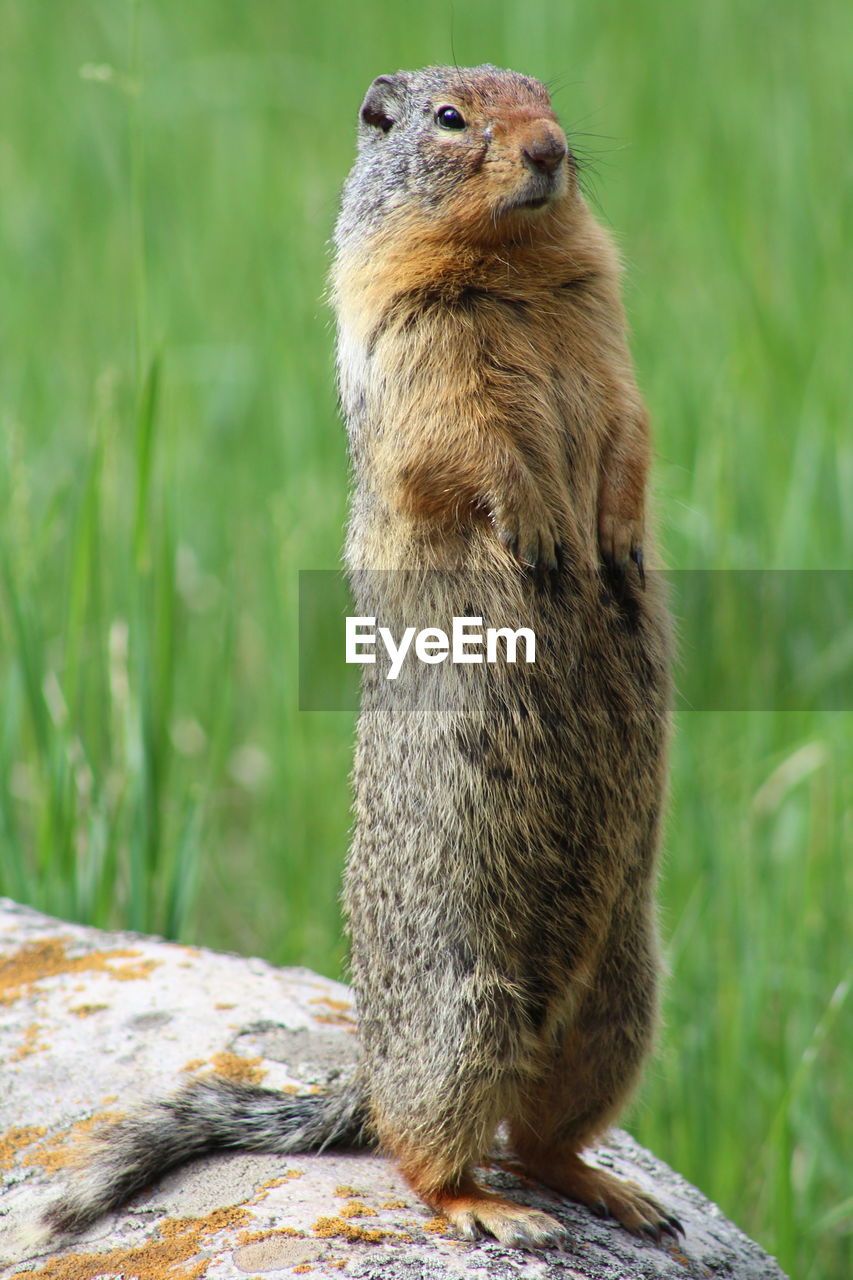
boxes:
[0,898,787,1279]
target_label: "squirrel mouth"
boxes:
[503,188,555,215]
[503,171,562,215]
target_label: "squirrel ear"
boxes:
[360,75,402,133]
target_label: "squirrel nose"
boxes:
[521,123,567,175]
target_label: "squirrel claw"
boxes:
[630,544,645,589]
[496,519,561,586]
[601,543,644,596]
[518,535,559,577]
[535,542,562,591]
[601,552,628,599]
[498,528,519,557]
[599,514,644,589]
[455,1215,481,1241]
[543,545,561,577]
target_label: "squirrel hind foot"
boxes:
[522,1150,683,1242]
[418,1173,568,1250]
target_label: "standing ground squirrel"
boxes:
[41,65,676,1251]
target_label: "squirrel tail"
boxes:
[41,1077,371,1236]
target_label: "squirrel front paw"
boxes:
[492,498,561,577]
[599,513,644,587]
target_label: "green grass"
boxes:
[1,2,850,1276]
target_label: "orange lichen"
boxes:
[0,1124,47,1170]
[158,1208,249,1240]
[214,1002,236,1010]
[18,1205,252,1280]
[207,1052,266,1084]
[310,997,355,1027]
[0,937,157,1006]
[333,1185,360,1198]
[312,1217,389,1244]
[68,1003,108,1017]
[245,1175,292,1204]
[380,1199,409,1210]
[310,997,352,1013]
[10,1022,46,1061]
[181,1058,206,1073]
[422,1215,450,1233]
[338,1200,374,1220]
[236,1226,302,1245]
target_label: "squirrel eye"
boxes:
[435,106,466,130]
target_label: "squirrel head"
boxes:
[335,65,576,252]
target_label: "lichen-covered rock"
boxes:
[0,899,787,1279]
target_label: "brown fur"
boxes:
[332,65,676,1247]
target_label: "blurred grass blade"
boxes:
[1,554,51,766]
[133,353,161,572]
